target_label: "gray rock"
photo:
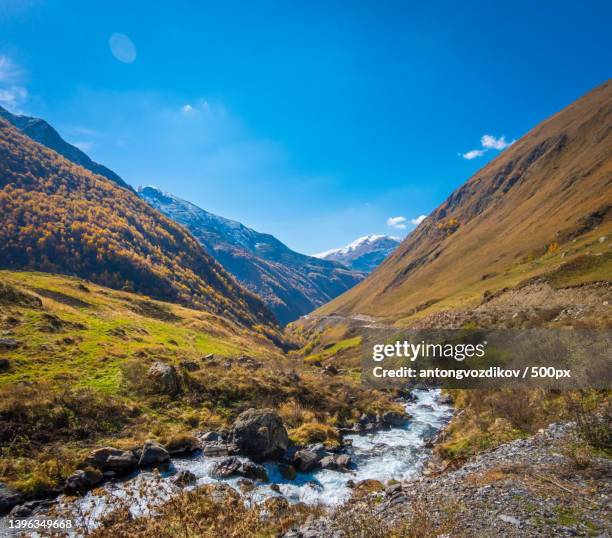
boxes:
[147,362,181,396]
[320,454,351,471]
[498,514,521,526]
[173,470,197,487]
[229,408,288,460]
[382,411,410,427]
[138,440,170,466]
[203,442,229,457]
[241,461,269,481]
[64,468,102,494]
[84,447,138,473]
[292,449,322,472]
[212,457,242,479]
[0,483,24,515]
[179,360,199,372]
[201,431,222,442]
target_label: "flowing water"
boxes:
[1,389,452,535]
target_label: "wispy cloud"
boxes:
[410,215,427,225]
[0,54,27,111]
[460,133,515,160]
[0,55,22,82]
[460,149,485,160]
[72,141,92,151]
[181,100,210,116]
[387,216,407,229]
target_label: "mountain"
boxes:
[0,105,133,191]
[316,80,612,322]
[138,186,365,324]
[314,234,401,273]
[0,117,276,329]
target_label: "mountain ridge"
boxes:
[138,186,365,324]
[0,105,133,192]
[315,80,612,322]
[0,117,276,330]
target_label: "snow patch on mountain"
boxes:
[314,234,401,273]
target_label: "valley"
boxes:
[0,76,610,537]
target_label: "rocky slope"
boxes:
[138,186,364,324]
[314,234,401,273]
[0,118,274,328]
[0,105,132,191]
[315,80,612,323]
[286,422,611,537]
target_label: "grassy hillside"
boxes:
[0,118,274,329]
[0,271,400,496]
[316,80,612,324]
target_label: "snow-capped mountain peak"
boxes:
[314,234,401,273]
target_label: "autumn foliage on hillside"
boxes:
[0,118,274,327]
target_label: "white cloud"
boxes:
[387,216,407,229]
[460,133,514,160]
[481,134,512,150]
[461,149,485,160]
[410,215,427,225]
[181,104,194,114]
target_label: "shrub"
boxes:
[289,422,341,448]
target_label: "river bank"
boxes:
[0,389,453,536]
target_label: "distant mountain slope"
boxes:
[314,234,401,273]
[138,186,365,324]
[0,117,275,329]
[0,105,133,191]
[316,80,612,322]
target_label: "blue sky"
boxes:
[0,1,610,254]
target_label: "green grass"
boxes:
[304,335,362,363]
[0,271,248,394]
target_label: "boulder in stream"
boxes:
[382,410,410,427]
[84,447,138,473]
[64,468,103,494]
[211,456,242,479]
[241,461,269,482]
[320,454,351,471]
[173,470,197,487]
[229,408,288,460]
[138,440,170,466]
